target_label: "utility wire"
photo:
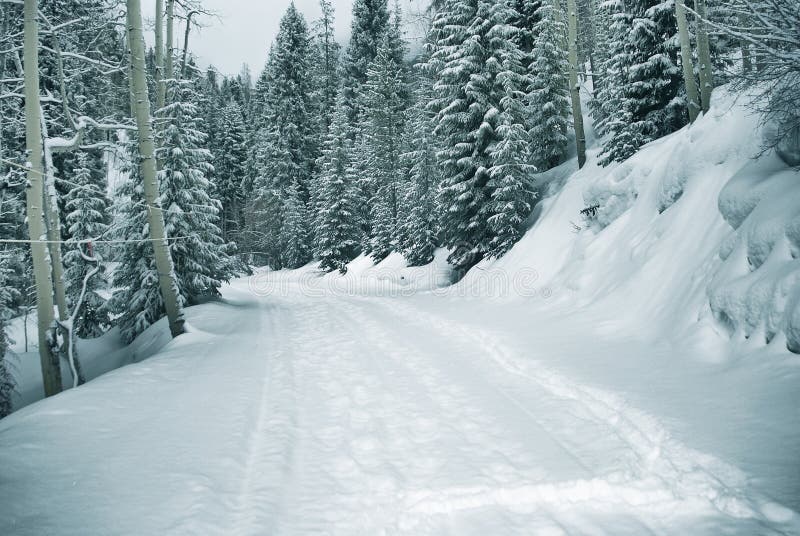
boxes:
[0,236,189,245]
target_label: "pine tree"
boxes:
[398,79,440,266]
[487,99,536,257]
[350,131,374,253]
[156,81,234,304]
[260,4,317,197]
[280,180,313,268]
[510,0,543,71]
[362,35,408,261]
[312,0,341,135]
[528,0,571,170]
[213,100,248,242]
[109,144,169,344]
[597,0,685,165]
[592,0,628,137]
[315,103,364,273]
[429,0,534,268]
[249,4,317,269]
[341,0,390,128]
[63,152,111,338]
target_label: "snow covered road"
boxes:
[1,274,798,535]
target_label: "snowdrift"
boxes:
[463,89,800,354]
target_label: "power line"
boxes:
[0,236,190,245]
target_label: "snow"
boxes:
[2,89,799,535]
[6,313,171,411]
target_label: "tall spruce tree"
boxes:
[260,4,317,197]
[109,143,170,344]
[280,180,313,268]
[312,0,341,135]
[429,0,534,268]
[250,4,317,268]
[528,0,571,170]
[156,81,234,304]
[597,0,685,165]
[362,35,408,261]
[214,100,248,242]
[398,78,440,266]
[341,0,390,128]
[315,102,365,273]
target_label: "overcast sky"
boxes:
[144,1,429,77]
[143,0,352,76]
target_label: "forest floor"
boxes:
[1,271,798,535]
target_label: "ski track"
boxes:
[230,299,298,536]
[213,281,798,535]
[353,295,777,526]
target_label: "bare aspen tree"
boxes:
[695,0,713,113]
[675,0,700,122]
[126,0,185,338]
[566,0,587,168]
[180,10,198,79]
[155,0,165,111]
[40,120,69,322]
[23,0,62,396]
[165,0,175,82]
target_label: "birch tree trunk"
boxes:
[23,0,62,396]
[695,0,713,113]
[126,0,185,338]
[675,0,700,122]
[566,0,587,168]
[179,11,196,80]
[39,114,68,322]
[165,0,175,83]
[154,0,165,112]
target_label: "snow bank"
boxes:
[712,154,800,351]
[462,88,800,354]
[326,249,455,294]
[7,311,172,413]
[248,249,454,300]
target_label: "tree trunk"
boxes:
[126,0,186,339]
[695,0,713,113]
[566,0,587,168]
[741,41,752,73]
[38,113,68,321]
[180,11,196,80]
[165,0,175,83]
[675,0,700,122]
[154,0,165,112]
[23,0,62,397]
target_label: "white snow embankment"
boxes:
[464,88,800,353]
[6,314,172,412]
